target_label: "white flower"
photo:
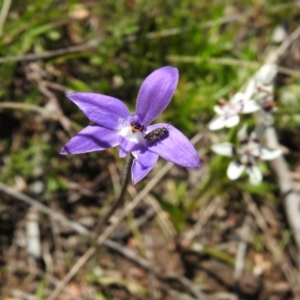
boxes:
[208,80,260,131]
[211,125,282,184]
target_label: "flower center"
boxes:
[237,141,261,165]
[238,154,256,166]
[118,114,146,144]
[224,102,243,119]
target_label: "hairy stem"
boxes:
[94,154,134,237]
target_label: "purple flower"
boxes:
[61,66,200,184]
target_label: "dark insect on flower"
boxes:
[144,127,169,143]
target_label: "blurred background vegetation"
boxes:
[1,0,300,299]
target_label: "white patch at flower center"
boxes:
[118,119,144,144]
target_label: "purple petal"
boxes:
[146,124,200,169]
[136,67,179,125]
[67,92,130,130]
[131,147,159,184]
[60,124,119,155]
[119,137,137,157]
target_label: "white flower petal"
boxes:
[225,115,240,128]
[214,105,225,115]
[247,166,262,185]
[211,143,234,157]
[237,125,248,142]
[260,148,282,160]
[241,100,260,114]
[227,161,245,180]
[255,64,278,85]
[244,79,256,100]
[208,116,226,131]
[231,92,245,103]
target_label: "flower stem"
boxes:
[94,153,134,237]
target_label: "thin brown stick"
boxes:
[0,102,60,119]
[182,196,220,247]
[0,39,100,63]
[0,0,11,37]
[143,233,160,299]
[265,24,300,65]
[0,182,90,236]
[167,56,300,78]
[265,126,300,249]
[234,214,252,282]
[0,101,78,135]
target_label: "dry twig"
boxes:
[0,182,90,236]
[0,38,100,63]
[0,0,11,37]
[182,196,221,247]
[234,214,252,282]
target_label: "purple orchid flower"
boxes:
[61,66,200,184]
